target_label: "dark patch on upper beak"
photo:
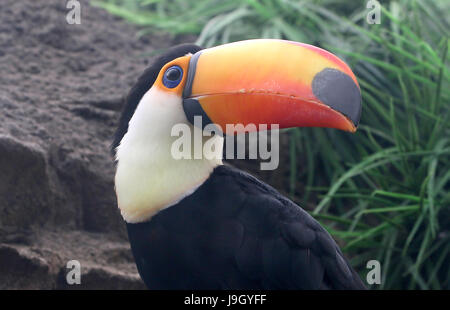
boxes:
[312,68,362,127]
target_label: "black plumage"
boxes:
[127,164,365,289]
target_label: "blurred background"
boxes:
[0,0,448,289]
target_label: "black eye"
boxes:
[162,65,183,88]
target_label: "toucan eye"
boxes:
[162,65,183,88]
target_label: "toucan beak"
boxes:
[182,39,362,134]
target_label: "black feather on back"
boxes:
[126,164,366,289]
[111,43,203,156]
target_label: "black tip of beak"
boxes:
[312,68,362,127]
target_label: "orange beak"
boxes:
[182,39,362,134]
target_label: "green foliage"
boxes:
[95,0,449,289]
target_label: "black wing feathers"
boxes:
[217,165,365,289]
[127,164,365,289]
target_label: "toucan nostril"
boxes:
[312,68,362,127]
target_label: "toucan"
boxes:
[112,39,364,289]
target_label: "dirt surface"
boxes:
[0,0,293,289]
[0,0,171,289]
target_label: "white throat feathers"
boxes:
[114,87,223,223]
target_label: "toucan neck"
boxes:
[115,139,222,223]
[114,88,223,223]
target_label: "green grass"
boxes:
[94,0,450,289]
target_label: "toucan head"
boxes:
[113,39,362,222]
[113,39,361,154]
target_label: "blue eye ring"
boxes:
[162,65,183,88]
